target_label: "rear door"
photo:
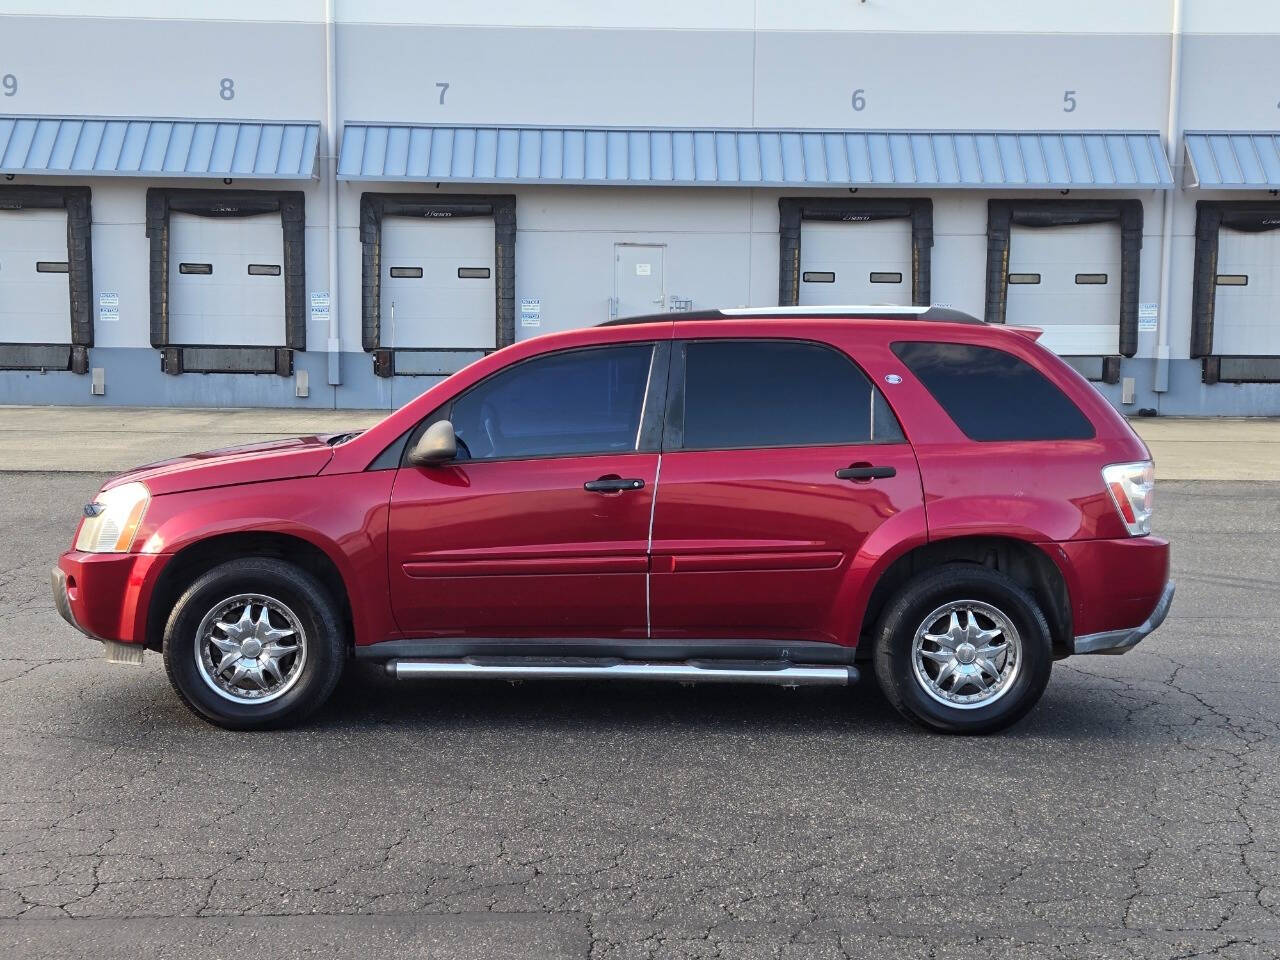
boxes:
[649,336,924,646]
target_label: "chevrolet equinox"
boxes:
[53,306,1174,733]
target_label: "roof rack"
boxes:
[599,305,984,327]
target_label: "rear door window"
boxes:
[673,339,904,450]
[891,341,1094,441]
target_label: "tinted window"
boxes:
[891,341,1094,441]
[679,340,904,449]
[450,344,653,460]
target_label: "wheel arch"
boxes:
[856,535,1073,656]
[145,531,353,653]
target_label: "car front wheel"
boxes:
[162,557,345,730]
[873,564,1053,734]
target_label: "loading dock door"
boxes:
[381,217,496,349]
[168,212,285,347]
[1006,223,1121,356]
[0,208,71,344]
[798,220,912,307]
[1212,227,1280,356]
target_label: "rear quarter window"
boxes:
[891,341,1095,441]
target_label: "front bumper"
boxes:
[52,550,168,650]
[1071,580,1175,655]
[51,565,97,640]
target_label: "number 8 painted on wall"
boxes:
[220,78,235,101]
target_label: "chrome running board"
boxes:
[386,657,857,687]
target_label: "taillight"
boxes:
[1102,461,1154,536]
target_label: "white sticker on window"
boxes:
[635,263,651,276]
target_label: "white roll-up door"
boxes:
[798,220,912,307]
[381,217,496,349]
[168,212,285,347]
[1212,227,1280,356]
[1006,223,1121,355]
[0,208,71,344]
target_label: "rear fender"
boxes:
[831,503,930,648]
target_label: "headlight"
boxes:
[75,481,150,553]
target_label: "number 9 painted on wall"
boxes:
[2,74,16,97]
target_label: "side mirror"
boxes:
[407,420,458,467]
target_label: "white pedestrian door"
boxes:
[1213,227,1280,356]
[381,217,496,349]
[169,212,286,346]
[1006,223,1122,356]
[0,208,71,344]
[798,220,912,307]
[615,244,665,319]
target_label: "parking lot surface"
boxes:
[2,470,1277,959]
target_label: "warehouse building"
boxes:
[1,1,1279,414]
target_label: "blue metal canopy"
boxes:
[338,125,1172,189]
[0,116,319,179]
[1184,132,1280,189]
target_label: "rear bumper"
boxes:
[52,550,169,647]
[1071,580,1175,655]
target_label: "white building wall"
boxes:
[0,1,1278,412]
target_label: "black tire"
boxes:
[162,557,345,730]
[872,564,1052,735]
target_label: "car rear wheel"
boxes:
[872,564,1052,734]
[162,557,345,730]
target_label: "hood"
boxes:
[103,435,338,497]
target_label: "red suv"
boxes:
[53,307,1173,733]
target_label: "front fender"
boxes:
[135,471,397,647]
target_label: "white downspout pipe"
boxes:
[324,0,342,386]
[1154,0,1184,394]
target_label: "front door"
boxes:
[388,340,665,639]
[649,336,924,646]
[614,243,665,318]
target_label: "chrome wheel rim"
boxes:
[194,594,307,705]
[910,600,1021,710]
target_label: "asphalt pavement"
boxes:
[0,451,1277,957]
